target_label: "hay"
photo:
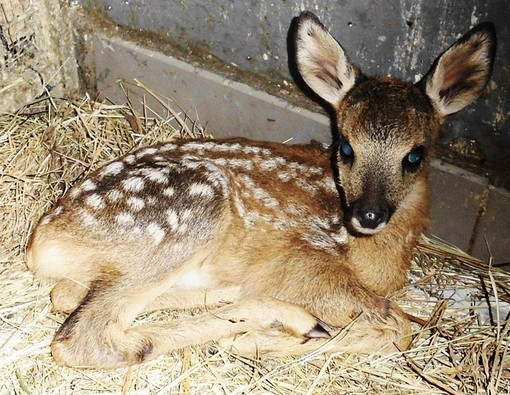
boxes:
[1,83,508,394]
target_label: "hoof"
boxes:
[304,320,331,339]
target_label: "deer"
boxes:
[25,12,496,368]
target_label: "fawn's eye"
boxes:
[403,146,425,172]
[339,142,354,163]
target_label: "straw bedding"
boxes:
[1,84,508,394]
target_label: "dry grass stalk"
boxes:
[0,85,508,394]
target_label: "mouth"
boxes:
[350,217,387,235]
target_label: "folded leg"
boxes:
[52,291,329,368]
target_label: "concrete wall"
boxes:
[79,0,509,182]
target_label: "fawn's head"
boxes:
[294,12,496,235]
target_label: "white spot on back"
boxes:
[201,162,230,195]
[288,162,322,176]
[146,222,165,244]
[127,196,145,211]
[162,187,175,198]
[259,157,286,171]
[102,161,124,177]
[69,187,82,200]
[54,206,64,216]
[180,141,207,152]
[124,155,136,164]
[257,191,279,208]
[212,158,227,166]
[274,157,287,166]
[145,169,168,184]
[160,143,178,152]
[188,183,215,198]
[277,172,292,182]
[227,158,253,170]
[184,141,246,153]
[224,143,242,152]
[297,179,318,194]
[116,212,135,226]
[166,209,179,231]
[85,194,105,210]
[181,158,201,170]
[121,177,145,192]
[242,146,261,155]
[81,180,96,191]
[233,193,255,227]
[239,175,279,208]
[136,147,158,158]
[239,174,256,189]
[259,159,278,171]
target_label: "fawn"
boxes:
[26,12,496,368]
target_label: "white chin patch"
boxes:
[351,218,387,235]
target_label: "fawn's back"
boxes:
[26,12,496,368]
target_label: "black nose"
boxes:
[352,205,389,230]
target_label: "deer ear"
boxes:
[294,12,361,107]
[420,22,497,116]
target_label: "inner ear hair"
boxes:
[294,11,361,107]
[420,22,496,116]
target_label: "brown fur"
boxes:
[25,12,496,368]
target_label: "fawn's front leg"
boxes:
[145,286,242,312]
[219,298,411,358]
[127,297,330,365]
[235,250,412,353]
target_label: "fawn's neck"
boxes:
[347,179,430,296]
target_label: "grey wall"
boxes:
[79,0,509,183]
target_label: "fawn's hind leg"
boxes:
[26,230,98,313]
[51,274,177,368]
